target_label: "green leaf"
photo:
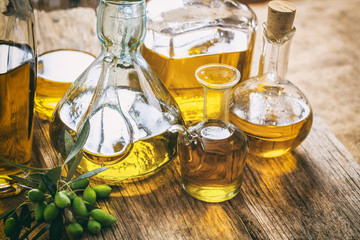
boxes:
[64,130,75,156]
[46,166,62,183]
[67,167,108,185]
[63,119,90,167]
[19,205,32,229]
[40,174,57,198]
[8,175,39,188]
[49,210,64,240]
[65,152,83,182]
[32,225,51,240]
[27,173,43,181]
[0,157,52,171]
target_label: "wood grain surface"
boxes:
[30,115,360,239]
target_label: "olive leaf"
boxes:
[66,152,83,182]
[0,157,52,171]
[67,167,108,185]
[46,166,62,183]
[8,175,39,188]
[49,211,64,240]
[40,174,57,198]
[19,204,31,229]
[64,130,75,156]
[63,119,90,167]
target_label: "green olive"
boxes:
[4,217,17,237]
[35,202,47,222]
[72,197,87,218]
[54,191,71,208]
[67,222,83,237]
[87,220,101,234]
[28,189,46,203]
[61,190,76,202]
[83,187,96,205]
[70,178,90,190]
[90,209,116,227]
[44,203,59,222]
[93,185,112,198]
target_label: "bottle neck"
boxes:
[196,64,240,125]
[258,23,295,82]
[203,87,232,124]
[97,0,146,60]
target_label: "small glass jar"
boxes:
[179,64,248,202]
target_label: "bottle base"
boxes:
[182,183,241,203]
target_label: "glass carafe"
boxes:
[230,1,313,158]
[179,64,248,202]
[142,0,257,124]
[49,0,183,182]
[0,0,37,197]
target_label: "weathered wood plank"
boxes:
[31,115,360,239]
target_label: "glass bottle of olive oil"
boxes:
[142,0,257,124]
[230,1,313,158]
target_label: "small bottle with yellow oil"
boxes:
[230,1,313,158]
[179,64,248,202]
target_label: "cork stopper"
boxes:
[267,1,296,39]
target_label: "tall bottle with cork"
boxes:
[230,1,313,158]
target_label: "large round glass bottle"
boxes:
[230,1,312,158]
[49,0,183,181]
[142,0,257,124]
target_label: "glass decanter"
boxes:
[230,1,313,158]
[50,0,183,181]
[142,0,257,124]
[178,64,248,202]
[0,0,37,197]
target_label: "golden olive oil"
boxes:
[0,42,35,196]
[35,50,95,119]
[142,29,254,124]
[230,111,312,158]
[49,89,179,182]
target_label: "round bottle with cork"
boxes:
[230,1,313,158]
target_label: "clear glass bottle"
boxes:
[0,0,37,197]
[33,0,100,120]
[230,1,313,158]
[179,64,248,202]
[49,0,183,182]
[142,0,257,124]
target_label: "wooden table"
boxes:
[28,114,360,239]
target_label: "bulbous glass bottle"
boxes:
[230,1,312,158]
[179,64,248,202]
[142,0,257,124]
[50,0,183,181]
